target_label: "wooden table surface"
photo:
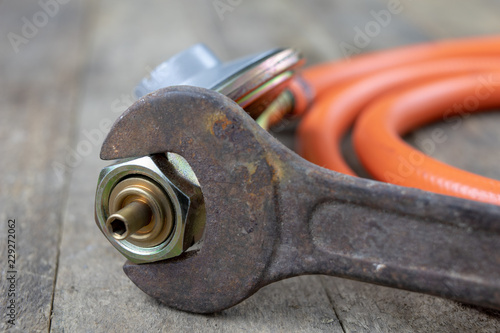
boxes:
[1,1,500,332]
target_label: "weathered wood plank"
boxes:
[0,1,87,332]
[21,0,500,331]
[321,276,500,333]
[398,0,500,38]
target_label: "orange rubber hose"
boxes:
[290,36,500,205]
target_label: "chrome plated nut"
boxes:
[95,154,205,263]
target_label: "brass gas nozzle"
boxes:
[106,200,153,240]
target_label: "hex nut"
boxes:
[95,154,206,263]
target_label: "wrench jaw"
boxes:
[101,86,282,313]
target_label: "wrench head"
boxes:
[101,86,281,313]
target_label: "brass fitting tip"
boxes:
[106,200,153,240]
[107,177,174,248]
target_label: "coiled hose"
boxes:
[285,36,500,205]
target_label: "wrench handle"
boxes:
[266,156,500,310]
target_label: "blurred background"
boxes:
[1,1,500,332]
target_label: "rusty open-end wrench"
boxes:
[99,85,500,314]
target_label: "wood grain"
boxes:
[1,0,500,332]
[0,1,87,332]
